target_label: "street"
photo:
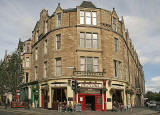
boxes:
[0,107,160,115]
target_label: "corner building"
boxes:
[31,1,145,111]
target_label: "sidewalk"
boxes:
[0,106,159,115]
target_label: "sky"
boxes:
[0,0,160,92]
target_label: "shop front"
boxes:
[77,81,106,111]
[31,83,39,108]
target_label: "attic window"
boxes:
[113,17,117,31]
[57,13,61,27]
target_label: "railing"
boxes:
[73,71,105,77]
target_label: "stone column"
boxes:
[48,85,52,108]
[39,85,42,107]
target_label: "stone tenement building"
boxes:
[30,1,145,111]
[17,39,32,103]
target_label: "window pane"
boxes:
[80,17,84,24]
[94,58,99,72]
[80,11,84,24]
[56,34,61,50]
[80,11,84,16]
[114,38,118,52]
[92,12,96,17]
[87,57,93,72]
[93,18,97,25]
[56,58,61,76]
[86,12,91,24]
[92,12,97,25]
[80,33,85,48]
[57,13,61,27]
[114,60,117,77]
[93,34,98,49]
[80,57,85,71]
[80,57,85,64]
[86,33,92,48]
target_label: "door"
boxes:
[95,95,102,111]
[78,95,86,111]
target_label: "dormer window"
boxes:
[57,13,61,27]
[44,20,48,34]
[86,12,91,25]
[80,11,97,25]
[113,17,117,31]
[80,11,85,24]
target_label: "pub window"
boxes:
[80,11,85,24]
[114,38,118,52]
[57,13,61,27]
[56,34,61,50]
[56,58,61,76]
[86,12,91,25]
[86,33,92,48]
[92,12,97,25]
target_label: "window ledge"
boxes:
[76,48,102,53]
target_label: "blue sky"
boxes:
[0,0,160,92]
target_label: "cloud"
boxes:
[146,76,160,92]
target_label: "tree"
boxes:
[0,52,23,96]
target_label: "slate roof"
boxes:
[80,1,96,8]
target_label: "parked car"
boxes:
[149,101,157,108]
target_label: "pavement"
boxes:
[0,106,160,115]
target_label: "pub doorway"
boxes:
[52,88,67,110]
[112,90,123,105]
[86,96,95,111]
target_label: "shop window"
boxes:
[53,88,67,103]
[97,97,101,104]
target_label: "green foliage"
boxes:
[145,91,160,101]
[0,52,23,96]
